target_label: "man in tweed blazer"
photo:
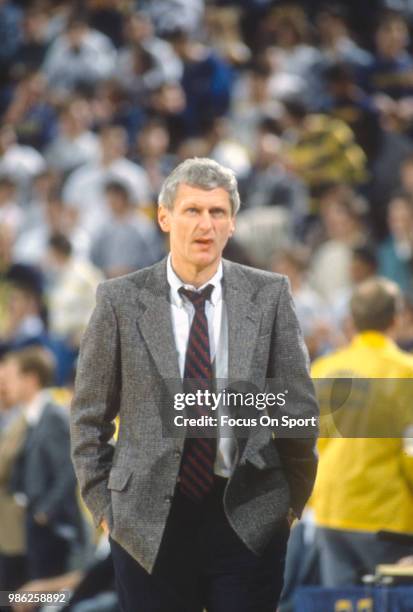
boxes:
[70,158,318,612]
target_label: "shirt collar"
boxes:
[351,331,396,350]
[24,390,50,426]
[167,253,222,308]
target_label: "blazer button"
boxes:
[174,449,181,458]
[165,495,173,504]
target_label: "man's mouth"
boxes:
[194,238,213,245]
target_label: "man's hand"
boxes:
[100,518,110,535]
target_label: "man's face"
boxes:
[158,183,235,277]
[2,359,26,405]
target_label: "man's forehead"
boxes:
[174,183,231,206]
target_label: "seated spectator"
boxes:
[90,180,164,278]
[0,275,46,354]
[14,192,89,265]
[145,0,204,37]
[399,152,413,196]
[264,5,325,106]
[45,233,103,349]
[0,394,27,592]
[0,125,45,204]
[331,244,379,339]
[11,5,50,76]
[362,10,413,122]
[6,347,84,581]
[134,119,176,200]
[62,124,151,240]
[11,548,117,612]
[2,71,57,151]
[204,6,251,67]
[42,12,116,95]
[272,246,334,359]
[45,97,100,175]
[166,28,233,137]
[323,63,382,160]
[0,175,23,238]
[378,191,413,293]
[239,123,308,227]
[280,98,368,205]
[229,56,304,151]
[116,12,182,103]
[316,3,373,70]
[309,190,368,303]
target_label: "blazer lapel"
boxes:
[223,260,262,383]
[134,259,183,397]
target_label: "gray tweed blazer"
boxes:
[70,257,318,573]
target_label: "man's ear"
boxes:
[229,217,236,237]
[158,205,170,233]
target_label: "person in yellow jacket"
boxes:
[311,277,413,586]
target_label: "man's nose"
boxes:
[198,211,214,231]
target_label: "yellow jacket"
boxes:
[311,331,413,533]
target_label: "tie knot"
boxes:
[179,284,214,308]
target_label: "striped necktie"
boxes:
[178,284,216,502]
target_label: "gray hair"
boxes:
[158,157,240,215]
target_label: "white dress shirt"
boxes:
[167,255,237,477]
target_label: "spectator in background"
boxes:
[312,278,413,586]
[378,191,413,293]
[239,123,308,228]
[90,180,164,278]
[11,5,50,75]
[363,10,413,122]
[272,245,334,359]
[2,71,57,151]
[45,233,103,350]
[264,4,325,106]
[309,189,368,302]
[0,125,45,204]
[0,1,22,79]
[0,175,23,238]
[0,366,27,594]
[6,347,84,581]
[116,11,182,103]
[323,63,382,161]
[144,0,204,37]
[316,3,372,70]
[166,28,233,137]
[0,276,46,356]
[229,56,303,151]
[62,124,151,241]
[134,118,176,199]
[280,98,367,205]
[13,190,89,265]
[45,97,100,176]
[331,244,379,339]
[399,152,413,195]
[42,13,116,96]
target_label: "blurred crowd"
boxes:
[2,0,413,610]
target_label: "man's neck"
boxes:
[170,256,221,288]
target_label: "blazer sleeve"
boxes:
[271,276,319,517]
[70,283,120,527]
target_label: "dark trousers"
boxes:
[26,516,70,580]
[109,476,289,612]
